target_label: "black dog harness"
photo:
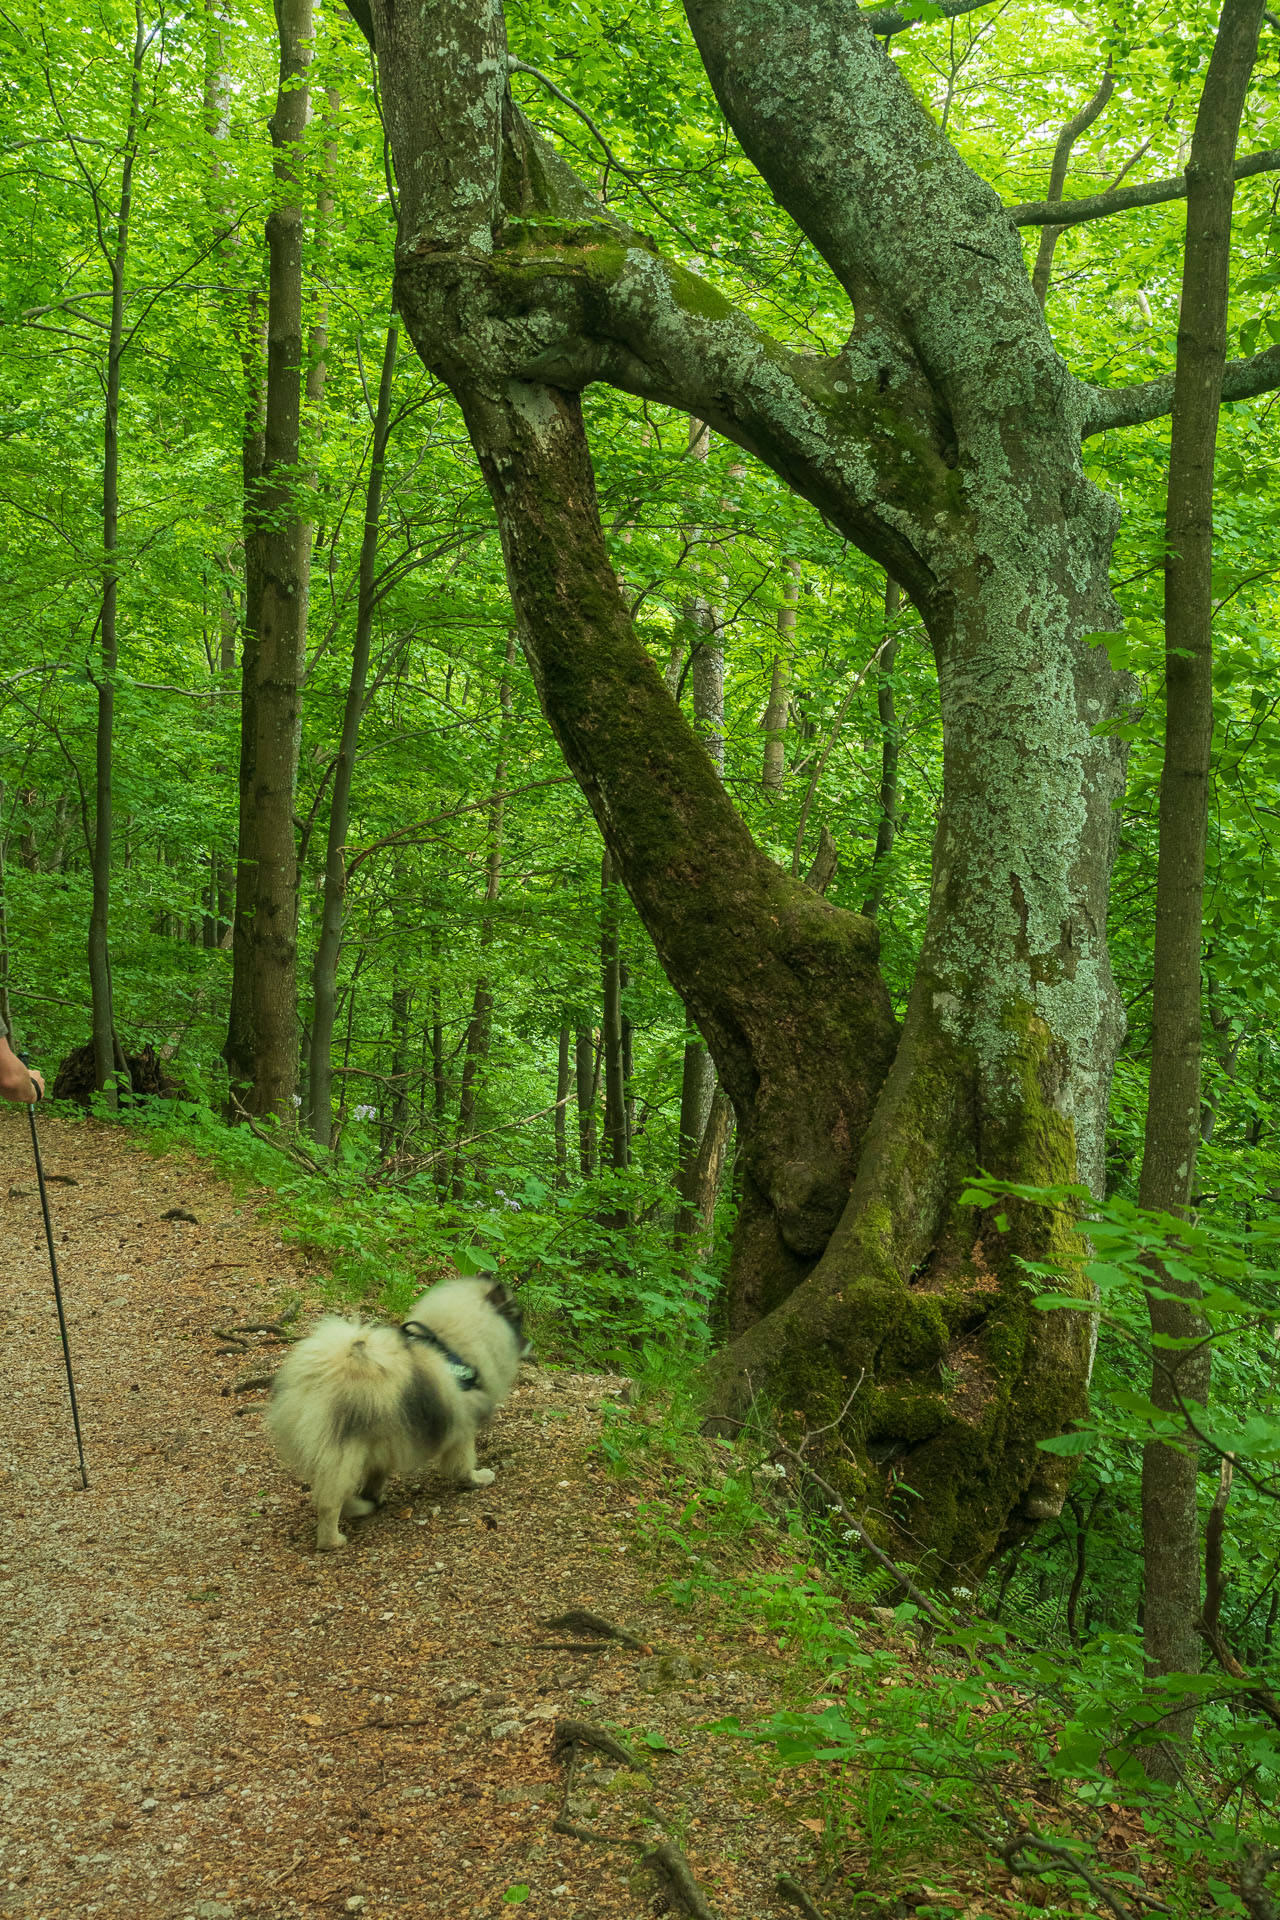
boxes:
[400,1320,482,1392]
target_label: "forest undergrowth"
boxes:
[76,1092,1280,1920]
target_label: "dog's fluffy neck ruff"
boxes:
[399,1319,482,1392]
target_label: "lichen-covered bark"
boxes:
[363,0,1135,1572]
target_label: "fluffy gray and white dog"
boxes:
[265,1277,526,1551]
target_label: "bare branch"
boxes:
[1008,145,1280,228]
[1031,70,1114,307]
[343,774,577,880]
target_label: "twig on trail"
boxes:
[230,1374,275,1394]
[777,1873,826,1919]
[642,1840,721,1920]
[214,1320,296,1343]
[268,1853,306,1888]
[213,1320,297,1356]
[539,1609,647,1648]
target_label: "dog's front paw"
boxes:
[466,1467,496,1488]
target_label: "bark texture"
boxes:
[363,0,1142,1571]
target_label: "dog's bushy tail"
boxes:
[266,1316,405,1478]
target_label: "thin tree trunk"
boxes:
[307,318,399,1144]
[305,86,338,420]
[862,575,902,919]
[385,979,411,1150]
[211,0,266,1102]
[621,957,635,1142]
[451,632,516,1196]
[1137,0,1264,1776]
[225,290,269,1101]
[297,77,336,723]
[575,1024,597,1177]
[89,6,149,1105]
[245,0,315,1121]
[762,560,797,796]
[600,851,628,1176]
[554,1022,571,1189]
[673,1041,716,1251]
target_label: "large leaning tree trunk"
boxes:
[353,0,1279,1575]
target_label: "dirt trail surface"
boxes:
[0,1115,820,1920]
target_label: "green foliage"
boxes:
[614,1373,1280,1917]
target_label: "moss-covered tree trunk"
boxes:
[355,0,1187,1572]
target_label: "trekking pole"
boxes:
[25,1093,89,1489]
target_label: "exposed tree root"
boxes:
[642,1840,721,1920]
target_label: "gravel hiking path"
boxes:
[0,1113,826,1920]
